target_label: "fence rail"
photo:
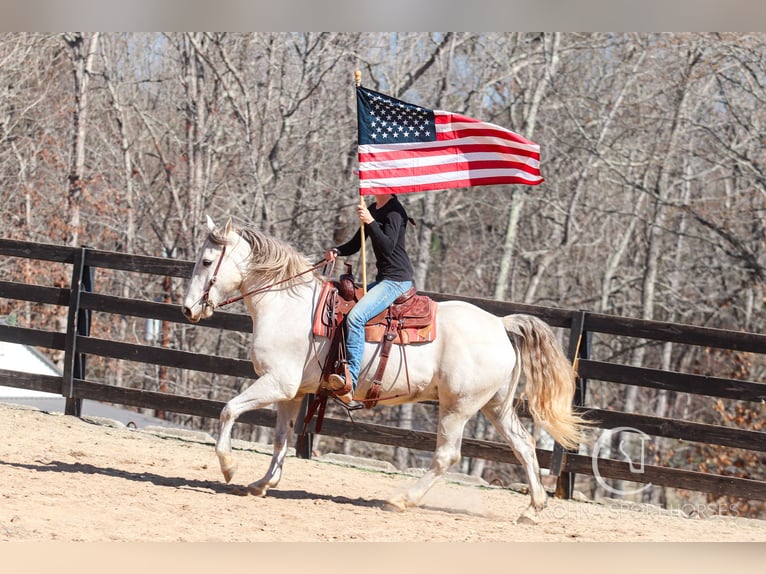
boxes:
[1,237,765,503]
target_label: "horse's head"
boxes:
[182,215,249,323]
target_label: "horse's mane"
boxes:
[209,225,314,288]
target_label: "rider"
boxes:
[324,193,414,403]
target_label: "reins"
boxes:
[215,259,328,308]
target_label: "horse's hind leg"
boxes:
[246,398,303,496]
[482,403,548,523]
[386,407,471,511]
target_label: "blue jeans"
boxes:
[344,279,413,390]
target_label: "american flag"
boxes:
[356,86,543,195]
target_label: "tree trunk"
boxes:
[63,32,99,247]
[182,33,207,246]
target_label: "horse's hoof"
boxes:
[383,497,408,512]
[219,455,237,483]
[247,482,269,497]
[222,469,236,483]
[516,507,540,525]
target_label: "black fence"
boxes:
[1,237,765,502]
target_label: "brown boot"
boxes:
[327,373,354,404]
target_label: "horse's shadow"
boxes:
[0,458,387,509]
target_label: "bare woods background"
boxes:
[0,33,763,516]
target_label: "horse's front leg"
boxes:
[247,398,303,497]
[215,372,294,484]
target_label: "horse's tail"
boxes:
[503,314,587,450]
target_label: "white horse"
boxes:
[182,216,585,522]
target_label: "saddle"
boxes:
[312,264,438,408]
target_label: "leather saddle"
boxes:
[312,265,437,408]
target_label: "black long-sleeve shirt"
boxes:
[335,196,414,283]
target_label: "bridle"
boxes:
[199,243,228,309]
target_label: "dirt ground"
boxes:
[1,402,764,543]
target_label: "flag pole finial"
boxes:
[354,70,362,87]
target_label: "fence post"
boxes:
[295,394,315,459]
[552,310,590,498]
[63,246,92,416]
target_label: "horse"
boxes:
[182,216,586,522]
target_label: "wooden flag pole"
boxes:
[355,69,368,294]
[359,194,367,294]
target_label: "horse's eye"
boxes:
[202,259,213,267]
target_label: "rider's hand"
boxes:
[324,248,339,262]
[357,204,374,225]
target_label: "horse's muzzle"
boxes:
[182,301,214,323]
[181,305,199,323]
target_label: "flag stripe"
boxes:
[360,172,541,195]
[359,140,540,161]
[360,146,539,167]
[360,170,542,189]
[360,158,541,180]
[434,112,539,145]
[436,127,539,148]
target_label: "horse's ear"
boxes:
[206,214,216,232]
[223,217,232,235]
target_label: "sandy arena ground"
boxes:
[1,402,764,543]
